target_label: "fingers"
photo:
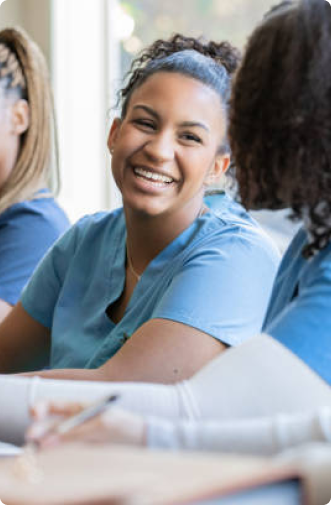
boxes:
[27,401,88,447]
[26,417,59,447]
[26,402,146,449]
[30,401,86,420]
[30,416,111,447]
[56,417,107,444]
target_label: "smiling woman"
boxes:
[0,34,279,383]
[109,71,227,230]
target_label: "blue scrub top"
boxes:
[263,227,331,385]
[21,194,279,370]
[0,191,70,305]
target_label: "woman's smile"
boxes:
[131,164,176,192]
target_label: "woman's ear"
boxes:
[205,153,231,186]
[107,118,122,154]
[11,99,30,135]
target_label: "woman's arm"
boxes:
[27,403,331,457]
[0,374,189,445]
[27,319,225,382]
[100,319,226,382]
[145,408,331,455]
[0,302,50,373]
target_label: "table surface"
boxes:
[0,444,299,505]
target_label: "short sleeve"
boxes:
[0,202,69,305]
[265,257,331,385]
[20,223,79,329]
[152,231,278,346]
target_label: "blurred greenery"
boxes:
[119,0,277,75]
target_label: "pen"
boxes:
[27,393,119,447]
[54,394,119,436]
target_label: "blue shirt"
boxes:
[0,191,70,305]
[21,195,279,370]
[263,227,331,385]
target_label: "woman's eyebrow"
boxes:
[179,121,210,132]
[132,104,159,119]
[132,105,209,132]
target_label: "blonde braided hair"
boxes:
[0,27,59,214]
[0,43,26,89]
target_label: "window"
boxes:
[118,0,277,74]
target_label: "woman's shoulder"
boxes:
[203,192,280,262]
[0,190,70,233]
[305,233,331,280]
[284,227,331,268]
[67,206,125,244]
[204,191,255,226]
[275,226,331,294]
[205,192,271,238]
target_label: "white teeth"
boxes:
[134,167,173,184]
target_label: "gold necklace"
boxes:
[126,244,142,281]
[199,204,207,217]
[126,204,207,282]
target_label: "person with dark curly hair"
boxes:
[20,0,331,456]
[0,34,278,382]
[230,0,331,386]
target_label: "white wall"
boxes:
[0,0,24,30]
[22,0,51,62]
[0,0,50,62]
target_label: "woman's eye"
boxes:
[181,132,202,144]
[133,119,156,130]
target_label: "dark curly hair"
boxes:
[230,0,331,257]
[119,33,241,156]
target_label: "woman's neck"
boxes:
[124,199,205,273]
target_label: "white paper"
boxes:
[0,441,22,457]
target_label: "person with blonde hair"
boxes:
[0,27,69,322]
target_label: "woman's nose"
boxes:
[143,132,175,163]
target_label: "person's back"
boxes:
[263,227,331,384]
[229,0,331,387]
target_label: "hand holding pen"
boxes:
[26,394,146,448]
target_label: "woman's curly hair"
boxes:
[230,0,331,257]
[119,33,240,126]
